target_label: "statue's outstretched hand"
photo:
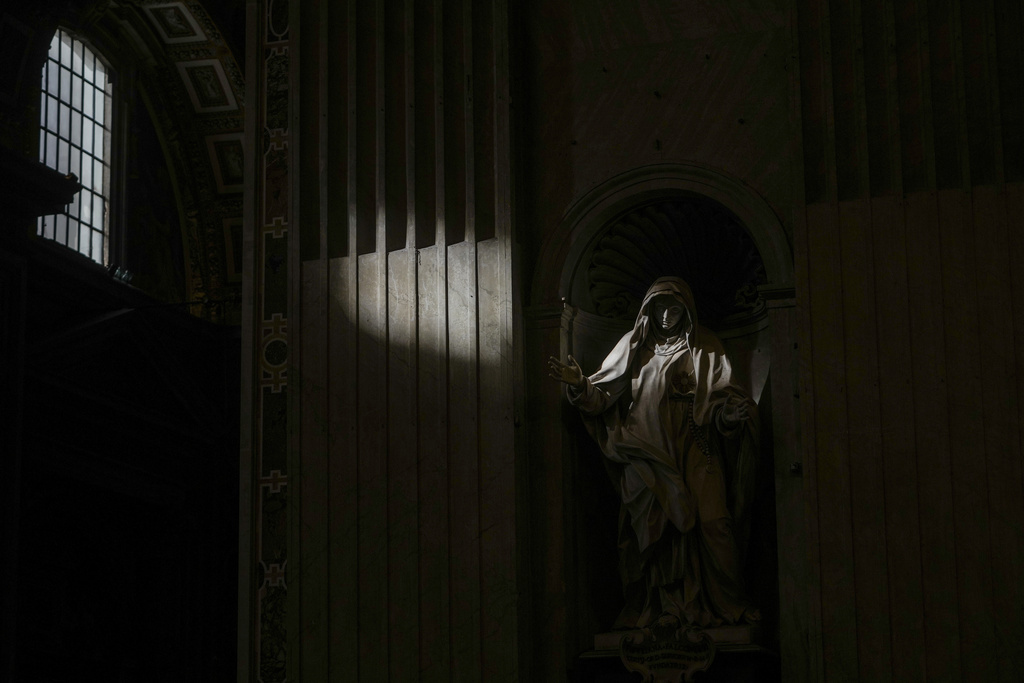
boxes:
[548,355,585,388]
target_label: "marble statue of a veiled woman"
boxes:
[549,276,760,629]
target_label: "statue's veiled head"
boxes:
[651,295,685,332]
[637,277,696,340]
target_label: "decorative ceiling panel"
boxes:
[144,2,206,44]
[177,58,238,112]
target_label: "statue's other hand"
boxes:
[721,401,751,426]
[548,355,585,388]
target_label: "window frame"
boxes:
[37,27,130,269]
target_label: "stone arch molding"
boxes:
[552,163,793,404]
[556,163,793,304]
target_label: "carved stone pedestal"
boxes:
[576,625,780,683]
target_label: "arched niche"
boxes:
[563,194,771,406]
[556,162,793,415]
[550,163,797,656]
[555,163,793,292]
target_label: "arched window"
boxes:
[37,28,112,265]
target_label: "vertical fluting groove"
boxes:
[445,0,482,675]
[873,7,920,680]
[297,0,321,262]
[405,0,417,251]
[376,0,387,256]
[294,0,332,677]
[874,196,926,683]
[442,0,466,245]
[384,3,420,679]
[493,1,519,674]
[941,37,992,683]
[474,0,492,666]
[905,190,960,681]
[811,2,854,674]
[914,0,938,190]
[971,8,1010,675]
[479,2,518,672]
[941,187,995,678]
[318,1,329,265]
[875,0,908,676]
[461,0,482,673]
[352,0,377,676]
[461,0,476,245]
[958,0,996,185]
[355,0,377,255]
[413,0,437,248]
[493,0,511,246]
[327,0,361,678]
[813,0,841,203]
[1001,183,1024,677]
[846,0,873,196]
[934,187,969,679]
[973,188,1017,680]
[894,0,926,192]
[841,195,895,683]
[787,0,826,678]
[327,0,350,258]
[798,0,827,202]
[472,0,495,242]
[384,0,407,253]
[348,0,359,263]
[882,0,903,194]
[446,245,480,682]
[861,0,899,195]
[831,0,867,199]
[882,0,905,184]
[416,0,453,675]
[439,13,455,674]
[782,1,823,679]
[928,0,964,188]
[839,198,891,683]
[995,0,1024,181]
[980,0,1004,184]
[405,0,422,671]
[808,199,860,682]
[316,0,331,675]
[376,0,391,676]
[435,0,446,252]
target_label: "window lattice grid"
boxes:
[38,29,112,265]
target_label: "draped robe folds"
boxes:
[567,277,759,628]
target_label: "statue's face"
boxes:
[651,296,685,332]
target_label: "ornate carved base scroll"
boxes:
[618,622,716,683]
[590,622,767,682]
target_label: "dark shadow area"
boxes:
[4,229,240,681]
